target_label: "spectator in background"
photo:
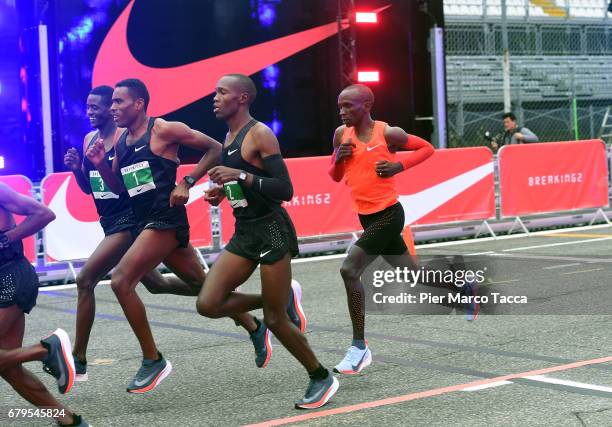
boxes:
[490,112,538,151]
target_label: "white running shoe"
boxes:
[333,345,372,374]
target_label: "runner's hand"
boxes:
[208,166,241,185]
[375,160,403,178]
[335,139,355,163]
[64,148,81,171]
[85,140,106,167]
[170,181,190,207]
[204,185,225,206]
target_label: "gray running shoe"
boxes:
[40,328,75,394]
[295,371,339,409]
[249,319,272,368]
[126,353,172,393]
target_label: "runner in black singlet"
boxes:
[197,74,339,409]
[64,86,202,383]
[87,79,260,393]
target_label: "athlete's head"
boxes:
[338,84,375,127]
[213,74,257,120]
[112,78,150,127]
[87,85,114,129]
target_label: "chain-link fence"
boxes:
[444,0,612,148]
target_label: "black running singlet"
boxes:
[220,119,281,220]
[82,132,132,219]
[115,118,186,224]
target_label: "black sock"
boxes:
[250,316,261,334]
[308,364,329,380]
[72,353,86,364]
[156,351,163,362]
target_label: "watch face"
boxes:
[184,176,195,185]
[239,172,247,181]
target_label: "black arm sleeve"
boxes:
[248,154,293,201]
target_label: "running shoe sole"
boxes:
[291,280,307,333]
[259,329,273,369]
[45,329,76,394]
[333,350,372,375]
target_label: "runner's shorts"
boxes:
[99,210,138,237]
[0,257,39,314]
[225,208,299,264]
[355,202,407,255]
[133,206,190,248]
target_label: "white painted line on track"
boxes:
[525,375,612,393]
[559,268,604,275]
[542,263,581,270]
[501,236,612,252]
[461,380,513,391]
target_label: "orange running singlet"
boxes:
[342,121,399,215]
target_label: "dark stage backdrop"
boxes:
[50,0,440,172]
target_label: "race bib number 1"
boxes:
[89,170,119,200]
[121,161,156,197]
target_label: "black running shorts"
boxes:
[225,208,299,265]
[355,202,408,255]
[99,210,137,237]
[0,257,40,314]
[133,206,190,248]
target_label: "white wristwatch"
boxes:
[238,171,247,181]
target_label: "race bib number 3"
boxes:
[89,170,119,200]
[121,161,156,197]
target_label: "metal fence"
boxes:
[443,1,612,147]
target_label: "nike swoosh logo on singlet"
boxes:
[92,1,391,116]
[108,155,115,160]
[366,144,382,151]
[134,146,146,152]
[228,149,238,156]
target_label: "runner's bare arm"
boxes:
[383,126,434,172]
[0,183,55,243]
[158,120,223,206]
[328,126,350,182]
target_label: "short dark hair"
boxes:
[224,74,257,105]
[89,85,114,107]
[115,78,150,110]
[503,112,516,121]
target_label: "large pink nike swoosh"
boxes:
[93,1,360,116]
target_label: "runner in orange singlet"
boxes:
[328,84,434,374]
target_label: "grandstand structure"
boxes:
[444,0,612,146]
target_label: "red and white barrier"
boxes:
[499,140,609,217]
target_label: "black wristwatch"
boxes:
[0,232,10,249]
[183,176,196,187]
